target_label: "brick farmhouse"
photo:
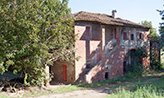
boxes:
[49,10,150,84]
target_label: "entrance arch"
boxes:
[123,49,142,74]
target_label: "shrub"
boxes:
[125,63,146,78]
[124,47,148,78]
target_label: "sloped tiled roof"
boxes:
[72,11,150,29]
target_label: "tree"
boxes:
[157,6,164,49]
[0,0,75,86]
[140,20,159,38]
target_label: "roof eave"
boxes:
[74,19,151,29]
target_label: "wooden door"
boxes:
[63,65,67,81]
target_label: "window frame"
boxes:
[85,25,92,40]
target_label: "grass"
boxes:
[105,74,164,98]
[105,81,164,98]
[105,86,164,98]
[52,85,85,93]
[77,76,129,88]
[108,77,154,89]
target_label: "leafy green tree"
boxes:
[140,20,159,38]
[157,7,164,49]
[0,0,75,86]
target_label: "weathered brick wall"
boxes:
[73,20,150,84]
[74,21,113,82]
[106,46,125,78]
[75,22,100,81]
[85,46,125,83]
[85,26,150,83]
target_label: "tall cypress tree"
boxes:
[157,6,164,49]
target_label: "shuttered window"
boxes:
[86,26,91,39]
[123,32,127,40]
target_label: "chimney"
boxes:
[112,10,117,18]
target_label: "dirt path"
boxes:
[33,77,160,98]
[35,88,108,98]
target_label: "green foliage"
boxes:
[125,47,148,78]
[157,6,164,49]
[0,0,75,86]
[150,54,163,71]
[140,20,159,39]
[125,63,146,78]
[107,85,163,98]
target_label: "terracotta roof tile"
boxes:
[72,11,150,29]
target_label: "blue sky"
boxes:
[68,0,163,34]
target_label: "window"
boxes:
[139,33,142,39]
[114,28,116,39]
[85,26,91,39]
[131,34,134,40]
[123,32,127,40]
[122,29,127,40]
[131,28,136,40]
[86,63,90,69]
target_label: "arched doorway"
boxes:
[123,49,142,74]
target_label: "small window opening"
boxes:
[123,32,127,40]
[131,34,134,40]
[105,72,109,79]
[139,33,142,39]
[86,26,91,39]
[114,28,116,39]
[86,64,90,69]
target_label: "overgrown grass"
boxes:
[106,86,163,98]
[108,77,154,89]
[105,77,164,98]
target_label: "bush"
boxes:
[150,61,163,71]
[124,47,148,78]
[125,63,146,78]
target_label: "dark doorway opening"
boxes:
[123,61,126,74]
[105,72,108,79]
